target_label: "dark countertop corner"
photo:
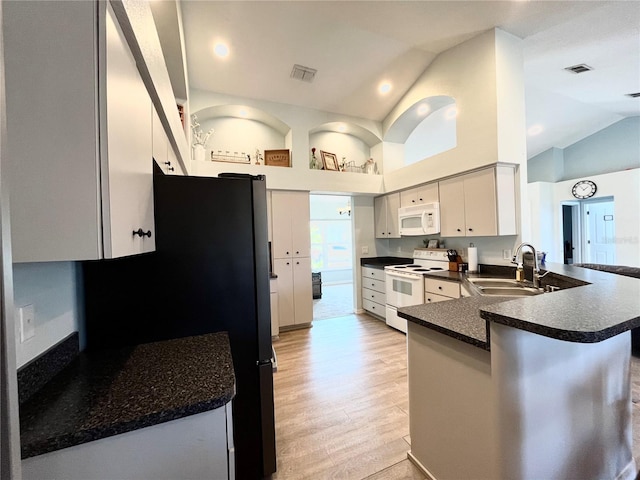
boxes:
[360,256,413,269]
[19,332,235,459]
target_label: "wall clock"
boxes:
[571,180,597,199]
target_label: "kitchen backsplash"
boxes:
[377,235,520,266]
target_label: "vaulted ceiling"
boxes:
[155,1,640,159]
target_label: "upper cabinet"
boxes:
[153,109,184,176]
[439,166,516,237]
[374,193,401,239]
[400,183,439,208]
[271,191,311,259]
[4,1,176,262]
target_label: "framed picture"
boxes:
[264,149,290,167]
[321,151,339,171]
[427,239,439,248]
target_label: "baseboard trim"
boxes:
[354,308,364,314]
[407,451,438,480]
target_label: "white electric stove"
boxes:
[384,249,449,333]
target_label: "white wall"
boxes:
[529,169,640,267]
[404,105,457,165]
[13,262,82,368]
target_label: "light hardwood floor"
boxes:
[272,313,425,479]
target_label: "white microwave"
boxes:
[398,202,440,236]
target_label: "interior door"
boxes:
[583,200,616,265]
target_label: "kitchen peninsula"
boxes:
[399,263,640,480]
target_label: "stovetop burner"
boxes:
[413,268,430,272]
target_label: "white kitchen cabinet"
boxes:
[5,1,157,261]
[374,192,401,239]
[439,166,516,237]
[361,267,386,319]
[153,109,184,176]
[271,190,312,328]
[274,257,313,328]
[271,191,311,258]
[424,277,461,304]
[400,183,439,208]
[22,403,234,480]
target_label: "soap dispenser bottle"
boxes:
[516,264,525,282]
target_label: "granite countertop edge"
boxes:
[21,392,234,459]
[20,332,236,460]
[400,262,640,348]
[399,311,489,350]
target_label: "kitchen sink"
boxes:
[467,277,544,297]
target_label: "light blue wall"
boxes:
[527,147,564,183]
[528,117,640,183]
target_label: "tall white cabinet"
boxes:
[4,1,172,262]
[271,191,312,328]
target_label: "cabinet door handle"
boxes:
[419,198,423,202]
[286,251,290,255]
[286,262,290,265]
[132,228,152,238]
[296,251,299,254]
[167,166,175,172]
[164,161,172,166]
[468,228,473,232]
[371,283,375,287]
[296,261,300,265]
[438,286,443,290]
[371,272,375,275]
[457,228,462,232]
[427,298,432,302]
[371,295,375,298]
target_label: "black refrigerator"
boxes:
[82,170,276,479]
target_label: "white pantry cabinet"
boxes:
[271,190,312,328]
[439,166,517,237]
[5,1,156,262]
[400,183,439,208]
[273,257,313,328]
[271,191,311,258]
[374,192,401,239]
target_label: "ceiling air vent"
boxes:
[625,92,640,98]
[290,64,317,83]
[564,64,593,74]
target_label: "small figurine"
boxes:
[310,147,317,169]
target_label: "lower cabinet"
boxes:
[22,403,234,480]
[362,266,386,319]
[274,257,313,328]
[424,277,461,304]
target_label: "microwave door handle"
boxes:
[421,211,427,233]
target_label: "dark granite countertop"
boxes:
[399,262,640,348]
[19,332,236,459]
[360,256,412,269]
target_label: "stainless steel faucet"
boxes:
[512,243,545,288]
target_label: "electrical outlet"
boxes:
[361,245,369,255]
[19,304,35,343]
[503,249,512,260]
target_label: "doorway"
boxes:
[309,195,354,320]
[562,198,616,265]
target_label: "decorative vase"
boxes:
[193,144,205,162]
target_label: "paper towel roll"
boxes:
[468,244,478,273]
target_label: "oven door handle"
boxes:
[386,271,422,281]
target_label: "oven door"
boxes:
[385,271,424,308]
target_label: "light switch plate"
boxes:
[503,249,512,260]
[19,304,35,343]
[361,246,369,254]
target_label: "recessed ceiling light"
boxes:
[338,125,347,133]
[378,82,392,94]
[528,124,544,136]
[445,106,458,120]
[417,104,430,116]
[214,43,229,58]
